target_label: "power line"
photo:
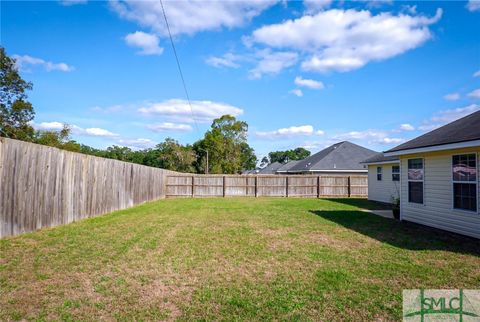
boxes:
[159,0,200,133]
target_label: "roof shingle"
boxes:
[362,153,399,164]
[289,141,377,172]
[258,162,283,174]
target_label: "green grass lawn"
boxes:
[1,198,479,321]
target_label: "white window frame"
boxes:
[451,153,478,214]
[377,166,382,181]
[392,165,400,182]
[407,158,424,205]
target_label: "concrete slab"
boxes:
[370,210,394,219]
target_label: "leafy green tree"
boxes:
[103,145,134,162]
[0,47,35,141]
[267,147,311,164]
[128,150,146,165]
[291,147,310,160]
[240,142,257,170]
[34,124,81,152]
[155,138,196,172]
[141,148,162,168]
[194,115,256,174]
[78,144,104,156]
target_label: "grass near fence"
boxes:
[1,198,479,321]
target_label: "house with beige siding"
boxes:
[383,110,480,239]
[362,153,400,204]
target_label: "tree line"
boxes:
[1,47,309,174]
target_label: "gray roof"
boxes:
[258,162,283,174]
[289,141,377,172]
[242,169,260,175]
[275,160,301,172]
[387,110,480,153]
[362,153,399,164]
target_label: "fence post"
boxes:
[347,176,351,197]
[223,175,226,197]
[285,176,289,198]
[255,176,258,197]
[191,175,195,198]
[317,176,320,198]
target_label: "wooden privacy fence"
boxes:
[0,138,368,238]
[0,138,176,238]
[166,174,368,198]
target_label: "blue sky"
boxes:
[2,0,480,159]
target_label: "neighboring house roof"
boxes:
[258,162,283,174]
[362,153,399,165]
[242,169,260,174]
[289,141,377,172]
[275,160,301,173]
[386,110,480,155]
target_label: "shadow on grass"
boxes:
[322,198,392,210]
[310,209,480,256]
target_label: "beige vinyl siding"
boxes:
[367,164,400,203]
[400,148,480,239]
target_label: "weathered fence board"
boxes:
[166,174,367,198]
[0,138,175,238]
[0,138,369,238]
[350,175,369,197]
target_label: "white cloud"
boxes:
[301,139,334,151]
[91,105,124,113]
[381,137,404,144]
[402,4,417,15]
[82,127,118,137]
[138,99,244,123]
[256,125,315,139]
[418,104,480,131]
[110,0,277,37]
[357,0,393,8]
[316,130,325,135]
[399,123,415,131]
[294,76,325,89]
[249,50,298,78]
[12,55,74,72]
[59,0,87,6]
[334,129,404,145]
[474,70,480,77]
[466,0,480,12]
[31,120,157,150]
[146,122,192,132]
[33,121,65,131]
[289,89,303,97]
[32,121,118,138]
[125,31,163,55]
[249,8,442,73]
[115,138,156,149]
[206,49,298,78]
[443,93,460,101]
[467,88,480,99]
[206,53,241,68]
[303,0,332,13]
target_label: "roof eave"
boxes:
[362,160,400,165]
[305,169,368,173]
[385,139,480,157]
